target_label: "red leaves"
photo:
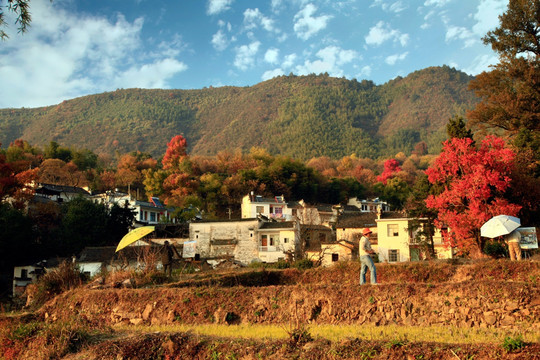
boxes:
[377,158,402,185]
[425,136,521,255]
[162,135,188,170]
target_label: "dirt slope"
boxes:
[2,260,540,359]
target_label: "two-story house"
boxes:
[189,218,302,265]
[241,193,295,220]
[91,191,174,226]
[348,197,390,213]
[376,212,453,262]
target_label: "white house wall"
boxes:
[376,219,411,262]
[190,220,260,265]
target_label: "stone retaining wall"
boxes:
[41,281,539,331]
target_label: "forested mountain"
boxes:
[0,66,478,160]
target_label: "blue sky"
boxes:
[0,0,507,108]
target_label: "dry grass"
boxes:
[118,323,540,345]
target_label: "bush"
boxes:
[502,335,525,352]
[483,240,508,259]
[293,258,314,270]
[29,261,87,308]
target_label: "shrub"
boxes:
[502,335,525,352]
[286,324,313,346]
[293,258,313,270]
[29,261,87,308]
[483,240,508,259]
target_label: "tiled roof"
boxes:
[377,211,409,219]
[78,245,164,263]
[260,221,295,229]
[336,213,378,228]
[300,224,332,231]
[36,183,90,195]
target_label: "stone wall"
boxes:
[41,281,539,332]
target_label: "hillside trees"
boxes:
[0,142,39,208]
[425,136,521,257]
[144,135,199,210]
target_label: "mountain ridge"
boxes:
[0,65,478,160]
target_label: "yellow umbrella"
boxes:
[116,226,155,252]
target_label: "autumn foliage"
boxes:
[425,136,521,256]
[377,158,402,185]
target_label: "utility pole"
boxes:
[227,208,232,219]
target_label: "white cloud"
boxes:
[0,0,188,108]
[293,3,332,40]
[283,54,297,68]
[445,26,476,47]
[365,21,409,46]
[372,0,408,13]
[265,48,280,64]
[234,41,261,70]
[271,0,283,13]
[114,59,188,88]
[262,68,285,80]
[212,29,228,51]
[243,8,276,32]
[317,46,357,66]
[295,46,357,76]
[385,51,408,65]
[423,0,451,7]
[472,0,506,36]
[207,0,233,15]
[462,53,498,75]
[357,65,372,78]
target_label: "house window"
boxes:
[150,212,156,222]
[283,237,289,244]
[387,224,399,237]
[21,269,28,279]
[388,249,400,262]
[274,207,283,216]
[332,254,339,262]
[269,235,276,246]
[256,206,264,214]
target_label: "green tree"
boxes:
[0,204,36,288]
[447,115,473,139]
[405,174,439,258]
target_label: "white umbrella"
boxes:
[480,215,521,238]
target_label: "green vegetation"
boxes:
[502,335,525,352]
[0,67,478,161]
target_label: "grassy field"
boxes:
[121,323,540,345]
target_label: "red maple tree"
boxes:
[377,158,402,185]
[425,136,521,257]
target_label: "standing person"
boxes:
[162,241,181,276]
[505,229,522,261]
[359,228,377,285]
